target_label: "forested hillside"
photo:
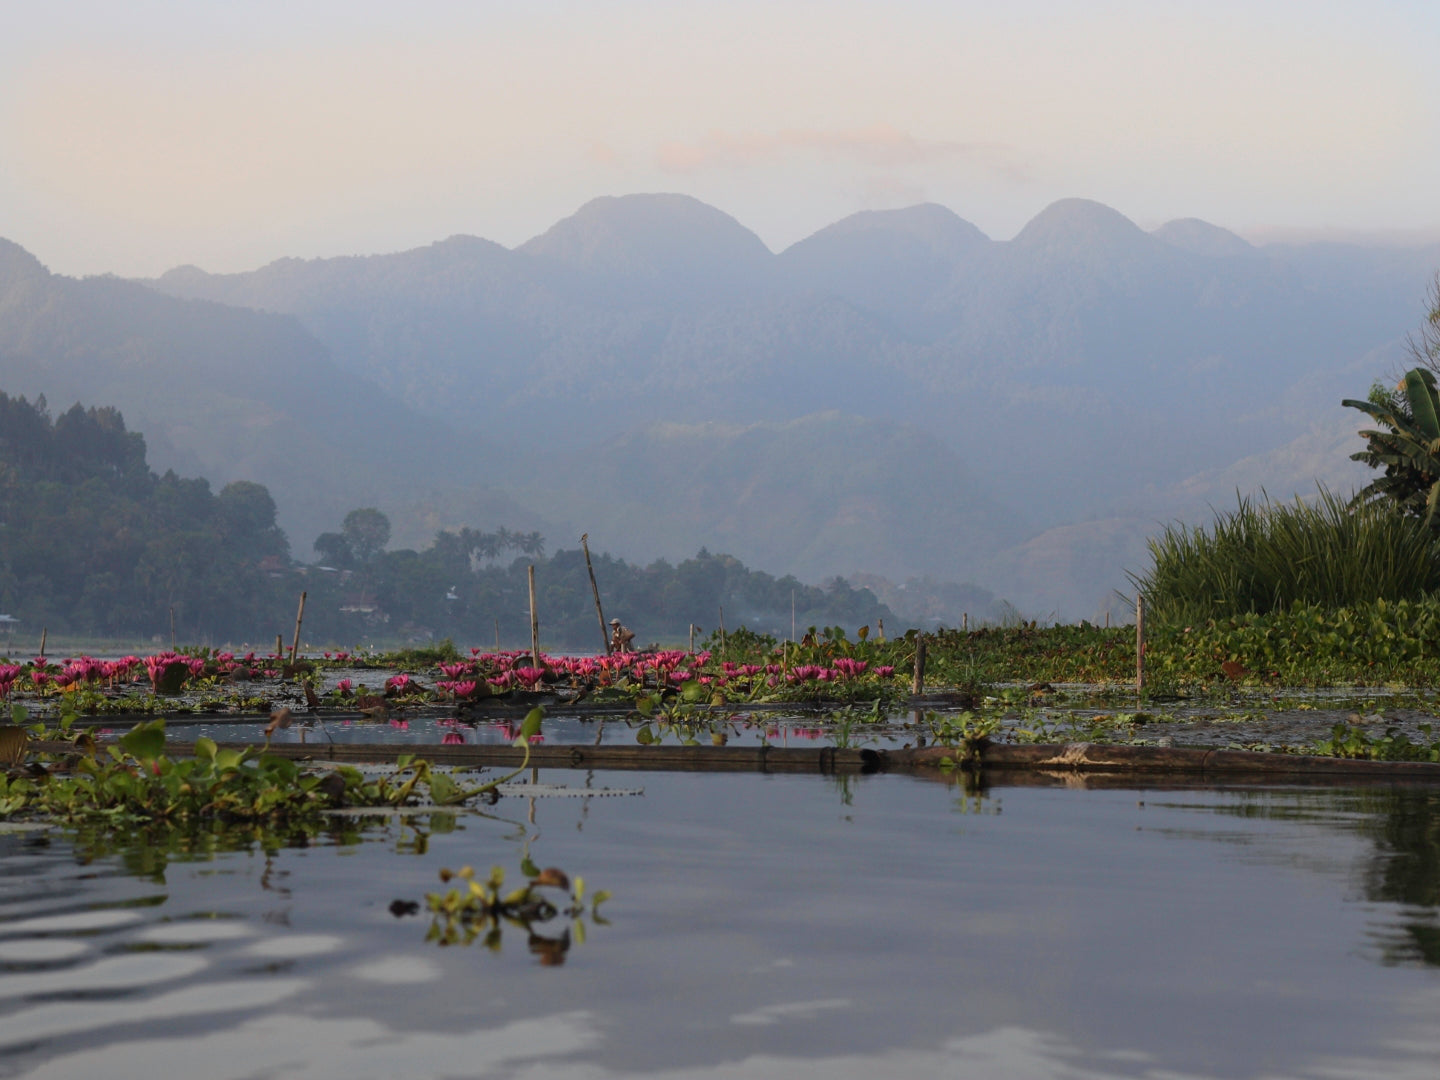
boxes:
[0,392,291,639]
[0,392,892,646]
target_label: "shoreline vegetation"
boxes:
[7,604,1440,836]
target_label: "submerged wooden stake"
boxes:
[494,617,500,652]
[963,612,968,632]
[275,633,283,659]
[689,624,695,655]
[289,591,308,665]
[38,627,46,658]
[1135,594,1145,697]
[580,534,610,656]
[913,636,927,696]
[169,605,176,650]
[528,564,540,670]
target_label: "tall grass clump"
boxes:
[1131,490,1440,624]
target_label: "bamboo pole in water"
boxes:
[289,591,307,666]
[1135,594,1145,697]
[580,534,610,655]
[38,627,46,658]
[912,636,927,696]
[528,565,540,670]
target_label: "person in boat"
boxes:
[609,618,635,654]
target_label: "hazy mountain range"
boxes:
[3,193,1435,622]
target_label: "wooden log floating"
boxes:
[209,740,888,775]
[891,742,1440,780]
[201,739,1440,780]
[31,738,1440,782]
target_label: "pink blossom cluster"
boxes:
[434,680,479,699]
[41,655,144,691]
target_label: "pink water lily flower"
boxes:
[514,667,545,690]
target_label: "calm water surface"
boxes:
[2,772,1440,1079]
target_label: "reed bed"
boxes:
[1131,491,1440,625]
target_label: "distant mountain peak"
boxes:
[788,203,989,258]
[1012,199,1155,254]
[517,193,772,287]
[1151,218,1255,258]
[156,263,212,287]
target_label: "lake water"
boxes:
[2,771,1440,1079]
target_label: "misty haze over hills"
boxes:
[3,194,1435,622]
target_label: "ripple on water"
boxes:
[242,934,342,958]
[0,977,309,1049]
[0,939,89,963]
[0,953,208,1000]
[0,910,144,936]
[348,954,444,984]
[133,921,255,945]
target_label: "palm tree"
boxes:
[1344,366,1440,526]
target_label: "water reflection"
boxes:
[1349,789,1440,961]
[5,775,1440,1078]
[1150,784,1440,967]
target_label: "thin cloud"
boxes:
[657,125,1030,183]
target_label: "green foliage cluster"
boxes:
[0,392,291,639]
[1129,282,1440,635]
[0,716,357,824]
[0,708,546,826]
[1151,599,1440,681]
[1343,278,1440,524]
[1345,368,1440,524]
[1131,490,1440,626]
[696,609,1440,691]
[1313,721,1440,762]
[424,862,609,956]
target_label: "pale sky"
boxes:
[2,0,1437,277]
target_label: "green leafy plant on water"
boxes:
[423,861,610,962]
[1312,722,1440,762]
[922,711,1002,771]
[0,706,548,825]
[829,699,886,750]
